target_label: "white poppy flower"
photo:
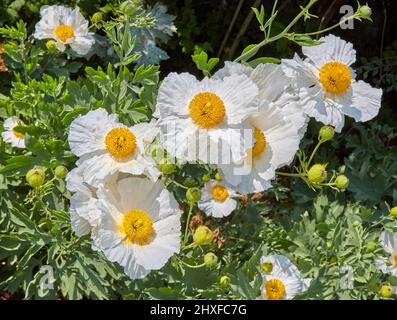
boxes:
[97,176,182,279]
[1,116,25,148]
[282,34,382,132]
[259,254,310,300]
[198,180,238,218]
[33,5,95,55]
[375,230,397,277]
[154,72,259,164]
[68,108,160,187]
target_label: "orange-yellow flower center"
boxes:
[12,128,25,139]
[319,61,352,95]
[119,210,154,245]
[251,127,267,158]
[212,185,229,202]
[394,253,397,268]
[265,279,286,300]
[189,92,225,129]
[53,24,74,43]
[105,127,137,159]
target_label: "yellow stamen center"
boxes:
[319,61,352,95]
[212,185,229,202]
[189,92,225,129]
[105,127,137,159]
[251,127,267,158]
[119,210,154,245]
[265,279,286,300]
[12,129,25,139]
[53,24,74,43]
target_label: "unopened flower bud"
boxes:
[379,284,394,298]
[219,276,230,289]
[54,165,68,179]
[366,241,377,253]
[120,1,136,15]
[307,164,327,184]
[261,262,273,274]
[193,225,213,245]
[91,12,103,24]
[215,172,222,182]
[26,168,45,188]
[159,159,176,175]
[358,4,372,19]
[202,175,210,182]
[335,175,349,190]
[390,206,397,218]
[46,40,57,53]
[186,187,201,203]
[319,125,335,142]
[204,252,218,268]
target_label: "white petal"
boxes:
[379,231,397,254]
[70,35,95,55]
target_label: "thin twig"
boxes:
[217,0,244,58]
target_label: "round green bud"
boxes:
[219,276,230,289]
[358,4,372,19]
[204,252,218,268]
[26,168,45,188]
[120,1,136,15]
[390,206,397,218]
[202,174,210,183]
[366,241,377,253]
[186,187,201,203]
[193,225,213,245]
[54,165,68,179]
[319,125,335,142]
[183,177,196,188]
[307,164,327,184]
[379,284,393,298]
[91,12,103,24]
[215,172,222,182]
[329,256,338,264]
[335,175,349,190]
[45,40,57,53]
[261,262,273,274]
[353,220,360,228]
[159,160,176,175]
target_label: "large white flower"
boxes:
[1,116,25,148]
[68,108,159,187]
[97,176,182,279]
[259,254,310,300]
[375,230,397,277]
[33,5,95,55]
[198,180,238,218]
[154,72,258,164]
[214,62,306,194]
[282,34,382,132]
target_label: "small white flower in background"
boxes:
[1,116,25,148]
[214,62,306,194]
[198,180,238,218]
[154,72,258,164]
[97,176,182,279]
[259,254,311,300]
[282,34,382,132]
[33,5,95,55]
[68,108,160,187]
[375,230,397,277]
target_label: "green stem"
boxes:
[176,256,206,269]
[307,140,323,168]
[276,171,301,178]
[183,202,194,244]
[234,0,318,62]
[266,0,278,39]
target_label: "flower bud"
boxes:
[202,175,210,183]
[193,225,213,245]
[159,160,176,175]
[319,125,335,142]
[379,284,394,298]
[366,241,377,253]
[215,172,222,182]
[219,276,230,289]
[204,252,218,268]
[358,4,372,19]
[183,177,196,188]
[335,175,349,190]
[26,168,45,188]
[120,1,136,15]
[390,206,397,218]
[307,164,327,184]
[45,40,57,53]
[91,12,103,24]
[54,165,68,179]
[261,262,273,274]
[186,187,201,203]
